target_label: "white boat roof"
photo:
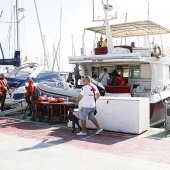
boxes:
[85,20,170,38]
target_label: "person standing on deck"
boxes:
[77,76,103,135]
[99,68,110,86]
[110,69,118,86]
[102,39,107,47]
[0,73,11,111]
[97,36,103,47]
[74,63,81,87]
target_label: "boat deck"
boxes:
[0,112,170,169]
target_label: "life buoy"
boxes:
[48,98,59,103]
[38,97,48,102]
[154,45,161,59]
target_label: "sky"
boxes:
[0,0,170,72]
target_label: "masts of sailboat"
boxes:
[52,7,62,72]
[34,0,49,71]
[16,0,19,51]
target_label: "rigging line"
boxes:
[52,39,60,71]
[4,8,13,58]
[54,7,62,46]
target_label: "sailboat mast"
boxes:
[34,0,49,70]
[16,0,19,51]
[58,7,62,73]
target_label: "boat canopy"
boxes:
[85,20,170,38]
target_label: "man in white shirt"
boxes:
[77,76,103,135]
[99,68,110,86]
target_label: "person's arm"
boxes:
[77,94,83,103]
[1,84,11,94]
[107,79,110,86]
[95,93,100,100]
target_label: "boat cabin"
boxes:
[79,62,152,98]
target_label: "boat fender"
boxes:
[38,97,48,102]
[58,98,66,103]
[48,98,59,103]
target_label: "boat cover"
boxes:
[85,20,170,38]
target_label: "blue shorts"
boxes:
[80,107,95,120]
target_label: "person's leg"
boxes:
[77,107,87,135]
[1,91,6,111]
[81,120,86,132]
[90,118,101,130]
[0,95,3,111]
[75,76,78,87]
[88,108,103,134]
[31,100,37,120]
[26,96,32,116]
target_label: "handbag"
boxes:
[94,109,97,115]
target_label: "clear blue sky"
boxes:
[0,0,170,71]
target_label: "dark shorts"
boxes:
[80,107,95,120]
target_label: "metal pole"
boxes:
[14,6,16,51]
[16,0,19,51]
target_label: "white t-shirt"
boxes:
[80,83,99,108]
[99,72,110,86]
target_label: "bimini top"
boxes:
[85,20,170,38]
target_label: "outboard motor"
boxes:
[91,78,105,96]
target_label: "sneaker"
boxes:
[96,129,103,135]
[77,131,86,136]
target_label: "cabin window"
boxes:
[92,66,115,78]
[101,66,115,74]
[92,67,100,77]
[129,65,140,78]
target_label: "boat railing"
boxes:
[94,46,132,55]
